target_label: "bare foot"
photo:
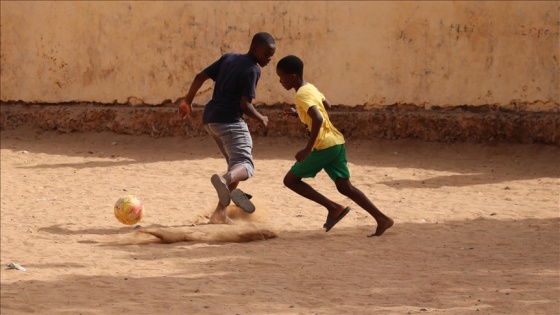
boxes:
[208,206,233,224]
[209,212,232,224]
[367,217,394,237]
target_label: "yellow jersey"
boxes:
[295,83,345,150]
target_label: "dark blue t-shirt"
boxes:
[202,53,260,124]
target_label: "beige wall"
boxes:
[1,1,558,110]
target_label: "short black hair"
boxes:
[276,55,304,76]
[251,32,275,47]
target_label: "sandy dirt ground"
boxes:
[1,127,558,315]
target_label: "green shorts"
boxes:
[290,144,350,181]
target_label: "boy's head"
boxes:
[276,55,304,90]
[249,32,276,67]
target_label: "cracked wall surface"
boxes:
[1,1,558,109]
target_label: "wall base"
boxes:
[1,103,558,145]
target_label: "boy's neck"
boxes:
[246,52,258,65]
[294,78,307,91]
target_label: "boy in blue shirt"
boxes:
[276,55,393,237]
[178,32,275,224]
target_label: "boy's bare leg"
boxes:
[211,164,248,206]
[209,163,255,213]
[223,164,249,191]
[210,164,248,223]
[209,203,232,224]
[284,171,347,218]
[335,178,394,237]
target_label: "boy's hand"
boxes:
[258,115,269,129]
[283,106,297,118]
[295,147,312,162]
[177,99,192,120]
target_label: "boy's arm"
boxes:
[240,95,269,128]
[322,99,332,110]
[178,71,210,120]
[283,105,298,117]
[296,105,323,162]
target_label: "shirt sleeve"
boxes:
[203,54,226,81]
[240,66,260,100]
[295,90,316,112]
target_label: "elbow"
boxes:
[194,72,208,82]
[239,101,249,111]
[313,117,324,130]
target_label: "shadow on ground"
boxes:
[2,129,559,189]
[5,217,559,315]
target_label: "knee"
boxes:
[335,179,353,196]
[336,185,352,196]
[283,175,293,188]
[283,173,298,188]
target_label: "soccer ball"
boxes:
[114,194,144,225]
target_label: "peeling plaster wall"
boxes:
[1,1,558,110]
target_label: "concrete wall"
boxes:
[1,1,558,110]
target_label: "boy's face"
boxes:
[253,43,276,67]
[276,68,296,90]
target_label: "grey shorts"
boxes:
[204,122,255,178]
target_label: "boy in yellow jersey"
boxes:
[276,55,393,237]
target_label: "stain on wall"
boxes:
[1,1,558,110]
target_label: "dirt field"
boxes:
[1,127,558,314]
